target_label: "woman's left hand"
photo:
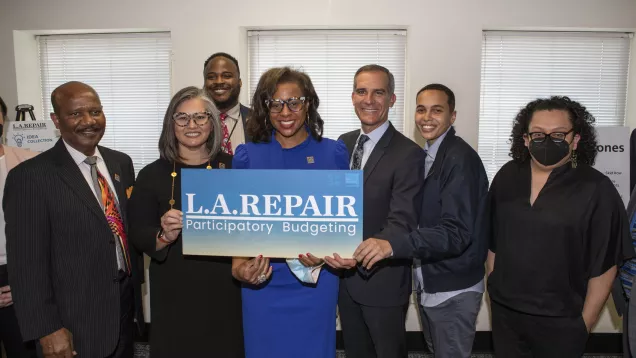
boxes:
[298,253,323,267]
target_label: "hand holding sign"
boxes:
[232,256,272,285]
[160,209,183,243]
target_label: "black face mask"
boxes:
[529,137,571,166]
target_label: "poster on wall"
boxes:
[593,126,630,206]
[4,120,59,152]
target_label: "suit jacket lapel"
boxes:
[240,104,250,142]
[364,123,394,183]
[343,130,360,161]
[50,140,108,224]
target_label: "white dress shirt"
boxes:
[63,140,119,204]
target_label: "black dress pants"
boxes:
[491,300,589,358]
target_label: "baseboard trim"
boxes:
[135,325,624,354]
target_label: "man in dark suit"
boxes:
[4,81,143,358]
[325,65,425,358]
[203,52,251,153]
[358,84,489,357]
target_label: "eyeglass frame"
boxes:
[525,129,575,143]
[265,97,308,113]
[172,111,212,127]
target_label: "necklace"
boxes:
[170,160,212,209]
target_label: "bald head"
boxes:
[50,81,106,156]
[51,81,99,116]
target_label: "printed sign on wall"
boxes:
[5,120,58,152]
[593,126,630,206]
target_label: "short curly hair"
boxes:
[509,96,598,165]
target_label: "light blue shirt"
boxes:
[414,126,485,307]
[349,120,390,170]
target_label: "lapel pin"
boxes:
[219,163,226,169]
[307,156,315,164]
[114,174,120,182]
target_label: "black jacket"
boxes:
[390,127,489,293]
[4,139,144,357]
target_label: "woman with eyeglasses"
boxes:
[128,86,244,358]
[485,96,632,357]
[231,67,349,358]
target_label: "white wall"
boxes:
[1,0,635,333]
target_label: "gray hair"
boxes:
[353,64,395,96]
[158,86,222,163]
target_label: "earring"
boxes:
[571,150,578,169]
[306,112,310,125]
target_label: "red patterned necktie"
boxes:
[96,170,132,275]
[220,113,233,155]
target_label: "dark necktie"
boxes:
[84,156,131,275]
[351,134,370,170]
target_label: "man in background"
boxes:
[203,52,251,154]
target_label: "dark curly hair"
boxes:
[247,67,324,143]
[509,96,598,165]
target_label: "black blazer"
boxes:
[4,139,144,357]
[240,104,252,143]
[391,127,489,293]
[338,122,425,307]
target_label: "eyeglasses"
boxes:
[526,129,574,143]
[172,112,211,127]
[265,97,307,113]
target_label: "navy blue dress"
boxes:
[233,133,350,358]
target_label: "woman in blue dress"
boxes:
[231,67,349,358]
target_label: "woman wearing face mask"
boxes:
[128,87,244,358]
[231,67,349,358]
[485,96,632,358]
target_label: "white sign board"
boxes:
[5,120,59,152]
[593,126,630,206]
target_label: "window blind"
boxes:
[38,32,172,173]
[248,29,407,139]
[478,31,631,181]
